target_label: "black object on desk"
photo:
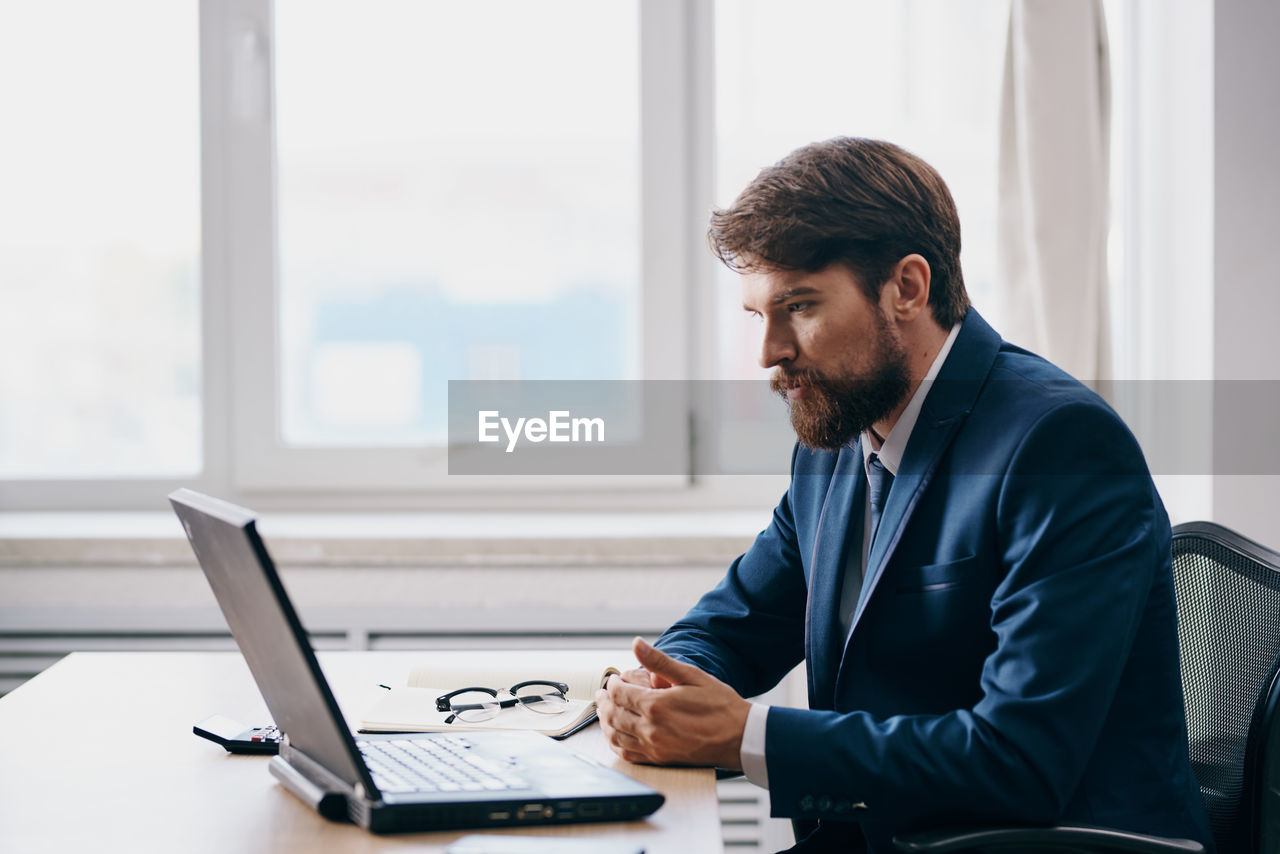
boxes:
[194,714,283,754]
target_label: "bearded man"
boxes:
[595,138,1214,853]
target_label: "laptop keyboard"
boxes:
[358,736,529,795]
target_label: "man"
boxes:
[595,138,1214,852]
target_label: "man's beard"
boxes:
[770,319,911,451]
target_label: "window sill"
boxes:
[0,509,763,568]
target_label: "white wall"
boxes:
[1212,0,1280,545]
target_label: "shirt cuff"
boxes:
[739,702,770,789]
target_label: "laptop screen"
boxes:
[170,489,373,793]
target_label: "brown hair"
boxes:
[708,137,970,328]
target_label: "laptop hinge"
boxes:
[269,748,353,821]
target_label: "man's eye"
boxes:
[787,302,813,313]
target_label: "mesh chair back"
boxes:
[1172,522,1280,854]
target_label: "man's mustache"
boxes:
[770,367,827,394]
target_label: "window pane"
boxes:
[0,1,201,478]
[275,0,641,447]
[714,0,1007,378]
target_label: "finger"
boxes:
[597,685,644,732]
[597,701,648,759]
[605,721,644,750]
[610,724,655,766]
[618,667,653,687]
[621,665,673,690]
[632,636,706,687]
[606,673,653,714]
[650,671,675,690]
[610,739,654,765]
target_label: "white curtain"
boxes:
[997,0,1111,381]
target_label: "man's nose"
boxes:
[759,321,797,369]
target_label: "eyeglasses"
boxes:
[435,680,571,724]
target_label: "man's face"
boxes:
[741,264,911,450]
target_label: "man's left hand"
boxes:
[595,636,750,770]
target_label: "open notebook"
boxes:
[359,649,634,739]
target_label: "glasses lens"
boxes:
[515,683,570,715]
[448,690,500,722]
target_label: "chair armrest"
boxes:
[892,825,1206,854]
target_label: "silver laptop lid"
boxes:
[170,488,376,795]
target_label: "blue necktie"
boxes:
[867,454,894,544]
[846,453,896,631]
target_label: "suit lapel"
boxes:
[851,415,967,630]
[842,309,1005,651]
[805,444,863,709]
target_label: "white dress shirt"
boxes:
[739,323,961,788]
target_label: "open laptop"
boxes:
[169,488,663,833]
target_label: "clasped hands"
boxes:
[595,636,751,770]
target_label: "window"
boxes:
[273,1,641,448]
[224,0,686,492]
[714,0,1008,380]
[0,1,200,480]
[2,0,1158,509]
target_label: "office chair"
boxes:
[892,521,1280,854]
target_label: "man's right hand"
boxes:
[596,637,749,769]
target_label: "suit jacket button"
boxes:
[799,795,815,812]
[833,798,851,815]
[816,795,832,812]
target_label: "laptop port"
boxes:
[517,803,553,820]
[578,803,604,818]
[487,811,510,821]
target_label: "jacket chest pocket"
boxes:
[892,553,984,594]
[859,553,994,679]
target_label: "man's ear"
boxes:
[882,254,931,322]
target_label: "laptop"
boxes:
[169,488,664,833]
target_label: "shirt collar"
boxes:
[860,322,962,476]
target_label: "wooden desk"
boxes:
[0,652,723,853]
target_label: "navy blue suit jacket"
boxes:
[657,310,1213,851]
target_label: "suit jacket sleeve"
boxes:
[655,444,810,699]
[764,399,1167,829]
